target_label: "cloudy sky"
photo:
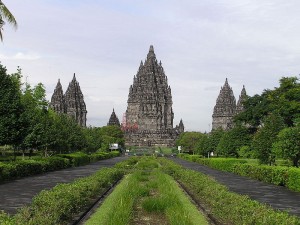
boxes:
[1,0,300,132]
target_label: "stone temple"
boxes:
[212,78,247,130]
[124,45,184,147]
[107,108,120,126]
[50,74,87,127]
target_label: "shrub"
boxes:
[287,168,300,192]
[160,159,300,225]
[14,167,123,225]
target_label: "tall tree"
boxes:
[0,63,23,146]
[0,1,17,41]
[273,126,300,167]
[216,124,251,157]
[251,113,285,165]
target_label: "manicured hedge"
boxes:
[232,164,289,186]
[179,154,247,172]
[0,167,123,225]
[179,154,300,192]
[0,157,70,182]
[0,151,120,183]
[160,158,300,225]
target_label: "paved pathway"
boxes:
[170,157,300,217]
[0,156,127,215]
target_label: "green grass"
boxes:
[85,157,208,225]
[85,174,139,225]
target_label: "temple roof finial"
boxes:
[149,45,154,52]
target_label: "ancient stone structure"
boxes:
[236,85,247,114]
[124,45,184,147]
[212,78,246,130]
[50,74,87,127]
[107,108,120,126]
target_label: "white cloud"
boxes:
[0,52,41,60]
[2,0,300,131]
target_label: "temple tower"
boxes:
[65,74,87,127]
[125,45,182,146]
[50,79,65,114]
[107,108,120,126]
[212,78,236,130]
[50,74,87,127]
[236,85,247,114]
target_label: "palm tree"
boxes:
[0,0,17,41]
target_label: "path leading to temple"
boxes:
[2,156,300,218]
[0,156,127,215]
[170,157,300,217]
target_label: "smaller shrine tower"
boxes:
[212,78,236,130]
[107,108,120,126]
[50,74,87,127]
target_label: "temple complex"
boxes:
[107,108,120,126]
[212,78,246,130]
[124,45,184,147]
[50,74,87,127]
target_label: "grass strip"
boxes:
[86,157,208,225]
[160,158,300,225]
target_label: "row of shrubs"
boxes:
[0,151,120,182]
[0,167,124,225]
[160,158,300,225]
[179,154,300,192]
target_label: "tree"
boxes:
[99,125,124,151]
[176,132,204,154]
[205,128,224,155]
[0,1,17,41]
[273,126,300,167]
[235,77,300,129]
[251,113,285,165]
[216,125,251,157]
[0,63,23,146]
[195,134,210,157]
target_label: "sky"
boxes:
[1,0,300,132]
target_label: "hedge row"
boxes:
[178,154,247,172]
[0,151,120,182]
[0,167,123,225]
[160,158,300,225]
[233,163,300,192]
[179,154,300,192]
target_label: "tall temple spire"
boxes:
[50,79,65,114]
[107,108,120,126]
[125,46,180,147]
[50,75,87,127]
[212,78,236,130]
[146,45,156,60]
[236,85,247,114]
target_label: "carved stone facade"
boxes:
[107,108,120,126]
[124,45,184,147]
[212,78,246,130]
[50,74,87,127]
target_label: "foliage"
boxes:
[86,158,208,225]
[180,154,300,192]
[0,0,18,41]
[251,114,285,165]
[0,64,23,146]
[273,126,300,167]
[98,125,124,152]
[233,163,289,186]
[178,154,247,172]
[216,124,251,157]
[14,168,123,225]
[160,159,300,225]
[0,152,119,182]
[176,132,205,154]
[235,76,300,129]
[206,128,225,154]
